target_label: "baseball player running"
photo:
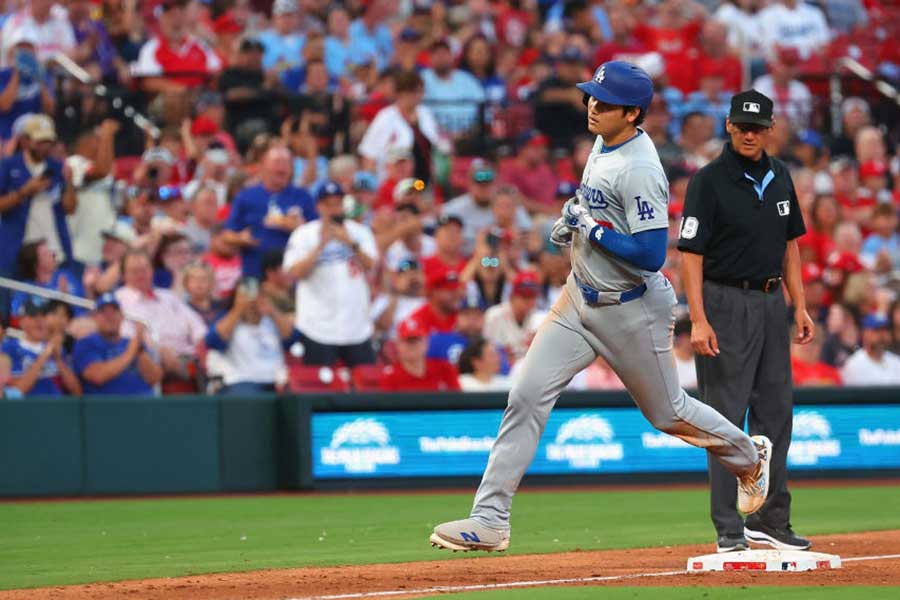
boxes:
[430,61,772,553]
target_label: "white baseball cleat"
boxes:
[737,435,772,515]
[430,518,510,552]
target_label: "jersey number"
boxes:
[636,196,655,221]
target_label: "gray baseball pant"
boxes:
[470,273,759,529]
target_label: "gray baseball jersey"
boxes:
[466,129,761,530]
[572,131,669,292]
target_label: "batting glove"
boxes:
[562,200,600,239]
[549,217,573,247]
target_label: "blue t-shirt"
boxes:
[0,68,48,140]
[323,35,378,78]
[72,333,154,396]
[10,270,86,317]
[279,67,339,94]
[225,183,317,278]
[348,19,392,69]
[1,337,61,396]
[0,153,71,275]
[258,30,305,71]
[421,69,486,135]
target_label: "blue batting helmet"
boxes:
[576,61,654,112]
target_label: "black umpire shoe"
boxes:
[744,522,812,551]
[716,534,749,553]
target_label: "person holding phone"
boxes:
[0,32,54,147]
[282,181,379,367]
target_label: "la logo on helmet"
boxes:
[595,66,606,84]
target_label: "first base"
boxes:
[687,549,841,572]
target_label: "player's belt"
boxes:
[574,275,647,305]
[708,277,783,293]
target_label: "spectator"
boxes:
[696,20,743,94]
[380,200,435,271]
[379,318,460,392]
[422,214,468,279]
[841,314,900,385]
[858,159,890,205]
[373,147,415,211]
[829,97,870,159]
[219,36,276,149]
[358,70,445,184]
[458,336,511,391]
[260,250,294,315]
[152,232,192,289]
[223,146,317,279]
[0,31,54,144]
[204,284,296,395]
[860,203,900,273]
[183,149,231,212]
[714,0,767,70]
[281,114,328,192]
[641,96,684,175]
[0,115,76,309]
[421,38,486,138]
[752,50,812,130]
[534,47,589,149]
[0,0,76,67]
[791,324,842,386]
[11,240,84,318]
[821,303,860,367]
[678,111,716,169]
[115,248,207,394]
[131,0,222,109]
[68,0,127,84]
[410,267,462,334]
[82,223,134,298]
[258,0,306,72]
[1,297,81,396]
[201,225,242,302]
[673,318,697,389]
[578,355,626,390]
[349,0,393,70]
[181,261,220,325]
[679,64,731,138]
[372,258,426,342]
[182,185,220,253]
[0,352,22,399]
[498,131,559,215]
[483,270,545,363]
[72,293,161,396]
[593,3,647,66]
[820,0,869,36]
[757,0,830,60]
[324,4,376,79]
[443,160,532,256]
[458,34,507,104]
[801,195,839,268]
[461,227,516,309]
[283,181,378,367]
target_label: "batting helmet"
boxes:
[576,61,654,113]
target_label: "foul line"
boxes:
[286,552,900,600]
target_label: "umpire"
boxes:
[677,90,816,553]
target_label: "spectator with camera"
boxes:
[1,297,81,396]
[201,225,242,302]
[0,32,54,146]
[422,214,468,279]
[371,258,426,342]
[204,280,296,395]
[283,181,378,367]
[0,0,75,67]
[223,145,317,279]
[72,293,162,396]
[379,318,461,392]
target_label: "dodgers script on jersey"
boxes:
[572,130,669,292]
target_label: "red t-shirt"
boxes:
[409,303,457,334]
[633,20,703,93]
[791,357,842,387]
[797,229,835,267]
[202,251,242,300]
[379,359,461,392]
[375,177,399,211]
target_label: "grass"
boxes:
[438,588,900,599]
[0,484,898,590]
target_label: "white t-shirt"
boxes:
[840,349,900,386]
[283,219,378,345]
[483,302,546,361]
[206,317,287,386]
[0,6,76,66]
[68,174,117,266]
[357,104,445,179]
[22,161,63,256]
[459,373,512,392]
[714,3,767,58]
[756,2,831,59]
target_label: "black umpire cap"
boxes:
[729,90,774,128]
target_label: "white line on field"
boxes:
[285,552,900,600]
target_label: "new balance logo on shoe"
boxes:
[460,531,481,543]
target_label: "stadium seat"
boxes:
[114,156,142,183]
[287,362,352,393]
[350,364,383,392]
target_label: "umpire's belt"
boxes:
[574,274,647,306]
[708,276,783,293]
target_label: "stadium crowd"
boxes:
[1,0,900,399]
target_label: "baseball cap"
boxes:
[205,147,229,165]
[353,171,378,192]
[556,181,578,198]
[317,180,344,201]
[576,61,654,113]
[861,314,890,330]
[512,270,541,298]
[22,114,57,143]
[397,318,428,340]
[728,89,774,128]
[16,296,50,317]
[191,116,219,137]
[101,221,136,244]
[426,268,461,292]
[95,292,120,311]
[393,178,426,202]
[859,160,888,179]
[796,129,823,150]
[436,214,463,229]
[397,258,420,272]
[399,27,422,42]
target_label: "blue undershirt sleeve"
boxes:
[588,226,668,272]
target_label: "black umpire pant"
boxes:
[695,280,794,536]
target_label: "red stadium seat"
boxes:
[350,364,383,392]
[114,156,142,183]
[287,362,351,393]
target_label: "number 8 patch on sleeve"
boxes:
[680,216,699,240]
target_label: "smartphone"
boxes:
[331,214,345,225]
[486,230,501,250]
